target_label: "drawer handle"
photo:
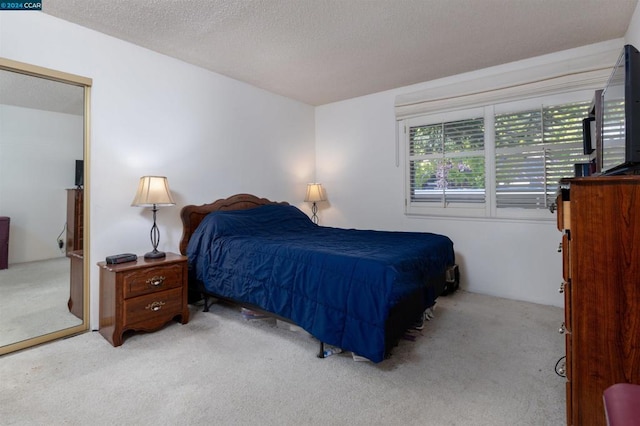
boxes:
[146,276,165,287]
[555,356,566,378]
[145,301,166,312]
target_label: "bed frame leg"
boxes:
[317,341,325,358]
[202,294,211,312]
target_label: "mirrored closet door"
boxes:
[0,58,91,355]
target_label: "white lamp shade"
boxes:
[131,176,176,207]
[304,183,326,202]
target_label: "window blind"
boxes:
[495,101,591,209]
[409,117,485,204]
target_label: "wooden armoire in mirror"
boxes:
[0,58,91,355]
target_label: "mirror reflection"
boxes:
[0,68,85,348]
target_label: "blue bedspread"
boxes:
[187,204,454,362]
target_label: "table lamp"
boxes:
[131,176,175,259]
[304,183,326,224]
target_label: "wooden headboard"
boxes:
[179,193,289,255]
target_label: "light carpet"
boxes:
[0,291,565,425]
[0,258,81,347]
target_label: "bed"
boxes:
[179,194,456,363]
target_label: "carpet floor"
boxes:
[0,290,565,425]
[0,258,81,347]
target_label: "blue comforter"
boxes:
[187,204,454,362]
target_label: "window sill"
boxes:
[405,204,556,222]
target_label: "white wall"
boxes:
[0,12,316,329]
[315,40,626,308]
[626,1,640,46]
[0,105,83,263]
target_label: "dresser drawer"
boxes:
[123,287,184,326]
[122,263,183,298]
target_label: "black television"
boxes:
[601,44,640,175]
[75,159,83,188]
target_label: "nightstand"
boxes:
[98,252,189,346]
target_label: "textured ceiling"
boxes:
[42,0,639,106]
[0,69,84,115]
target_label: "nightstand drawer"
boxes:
[123,287,184,326]
[122,263,183,298]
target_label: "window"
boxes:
[395,51,616,219]
[495,101,591,209]
[405,95,594,219]
[409,117,485,206]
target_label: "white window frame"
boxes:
[405,107,490,218]
[402,89,603,220]
[394,44,621,220]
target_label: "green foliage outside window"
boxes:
[410,118,485,191]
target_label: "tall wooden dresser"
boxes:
[66,188,83,255]
[556,176,640,426]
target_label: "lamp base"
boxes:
[144,249,166,259]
